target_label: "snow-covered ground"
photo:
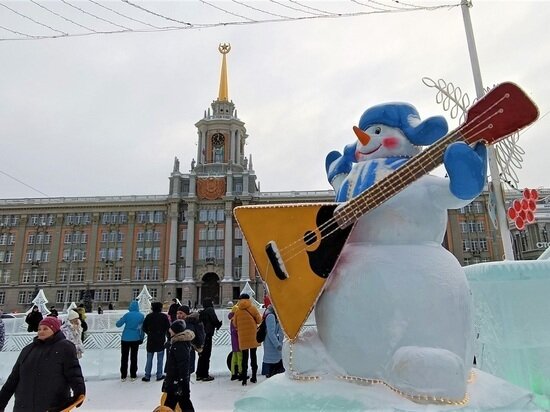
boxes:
[1,344,259,411]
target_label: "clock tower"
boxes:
[167,43,257,306]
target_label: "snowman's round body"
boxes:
[315,162,474,401]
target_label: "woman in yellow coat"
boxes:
[233,293,262,385]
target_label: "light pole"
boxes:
[461,1,514,260]
[62,223,81,312]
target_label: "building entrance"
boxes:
[201,272,220,305]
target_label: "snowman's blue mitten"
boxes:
[444,142,487,200]
[325,143,356,185]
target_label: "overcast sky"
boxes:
[0,0,548,199]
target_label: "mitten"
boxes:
[444,142,487,200]
[325,143,356,187]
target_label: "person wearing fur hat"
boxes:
[233,293,262,385]
[0,316,86,411]
[161,320,196,412]
[61,309,85,359]
[176,305,205,376]
[142,301,171,382]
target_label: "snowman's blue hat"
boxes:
[358,102,448,146]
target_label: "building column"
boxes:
[226,170,233,196]
[224,202,233,282]
[167,202,178,282]
[241,238,250,281]
[184,203,196,282]
[243,171,249,194]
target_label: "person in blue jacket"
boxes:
[116,300,145,381]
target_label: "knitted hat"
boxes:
[239,293,250,300]
[178,305,191,315]
[170,319,186,334]
[67,310,80,321]
[39,317,61,333]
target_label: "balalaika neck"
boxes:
[333,126,465,228]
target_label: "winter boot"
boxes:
[250,366,258,383]
[241,371,249,386]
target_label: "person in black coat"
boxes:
[168,298,179,323]
[142,301,171,382]
[176,306,205,376]
[24,305,43,332]
[162,320,195,412]
[0,317,86,411]
[196,297,222,381]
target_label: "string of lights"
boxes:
[230,0,292,19]
[87,0,163,30]
[30,0,96,33]
[199,0,257,22]
[0,0,463,41]
[59,0,131,31]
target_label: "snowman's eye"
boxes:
[374,127,381,134]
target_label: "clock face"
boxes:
[212,133,225,147]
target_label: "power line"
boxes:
[0,170,50,197]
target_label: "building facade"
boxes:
[0,45,547,313]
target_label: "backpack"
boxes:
[256,316,267,343]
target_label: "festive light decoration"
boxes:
[507,188,538,230]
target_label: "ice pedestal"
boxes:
[465,259,550,409]
[234,369,536,411]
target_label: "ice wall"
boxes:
[465,259,550,408]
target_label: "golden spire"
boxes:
[218,43,231,101]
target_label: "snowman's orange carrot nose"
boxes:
[353,126,371,146]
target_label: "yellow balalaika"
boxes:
[234,82,539,340]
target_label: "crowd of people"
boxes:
[0,294,284,412]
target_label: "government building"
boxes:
[0,45,548,313]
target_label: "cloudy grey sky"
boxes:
[0,0,548,199]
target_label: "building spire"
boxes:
[218,43,231,101]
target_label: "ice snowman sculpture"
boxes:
[290,102,487,402]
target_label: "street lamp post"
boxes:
[62,223,81,312]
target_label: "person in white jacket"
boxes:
[61,309,84,358]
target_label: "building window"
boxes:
[180,246,186,258]
[0,269,11,284]
[199,229,207,241]
[216,209,225,221]
[235,245,242,257]
[198,247,206,260]
[0,290,5,305]
[180,228,187,241]
[18,291,33,305]
[463,258,470,266]
[479,239,488,251]
[150,288,158,299]
[199,210,208,222]
[216,228,224,240]
[216,246,224,260]
[207,228,215,241]
[462,240,470,252]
